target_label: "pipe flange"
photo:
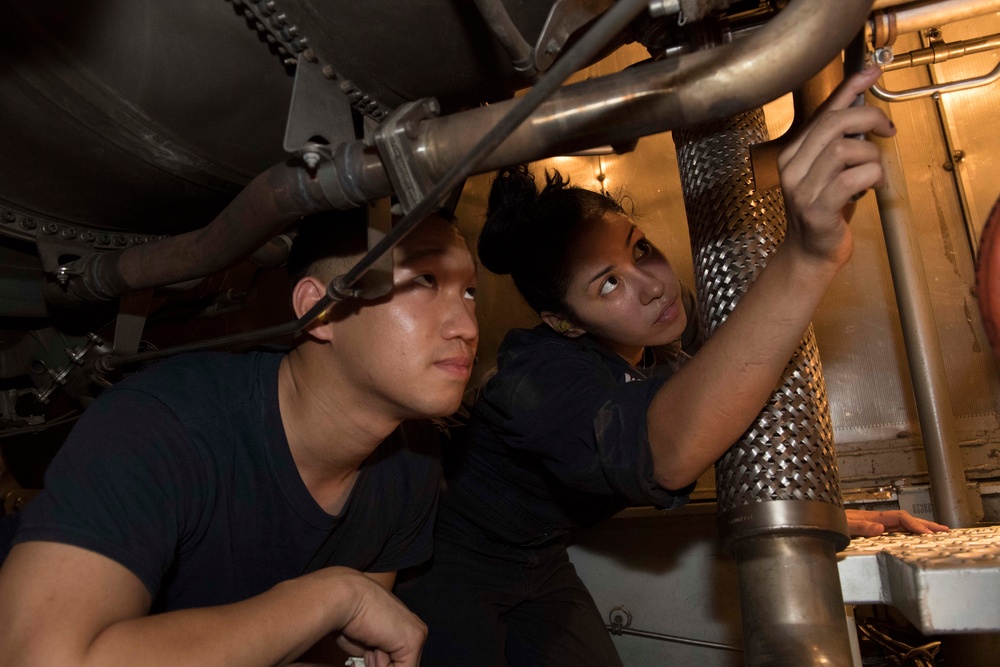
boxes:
[718,499,850,553]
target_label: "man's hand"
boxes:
[320,568,426,667]
[846,509,949,537]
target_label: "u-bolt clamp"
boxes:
[368,98,442,214]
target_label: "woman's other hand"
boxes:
[846,508,950,537]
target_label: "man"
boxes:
[0,211,479,666]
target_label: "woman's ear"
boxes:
[292,276,334,342]
[540,311,586,338]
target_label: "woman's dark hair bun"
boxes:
[478,165,539,276]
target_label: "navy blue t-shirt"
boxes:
[440,326,692,549]
[12,351,440,612]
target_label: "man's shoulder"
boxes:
[106,350,283,417]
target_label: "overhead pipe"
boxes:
[472,0,537,76]
[872,0,1000,38]
[44,158,367,308]
[49,0,875,307]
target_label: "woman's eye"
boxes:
[464,287,477,301]
[599,276,619,296]
[634,239,651,260]
[414,274,436,288]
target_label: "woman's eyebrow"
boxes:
[624,224,636,248]
[588,265,613,285]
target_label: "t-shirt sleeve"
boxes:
[488,346,691,508]
[13,389,207,595]
[363,422,442,573]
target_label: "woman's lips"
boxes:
[654,298,680,326]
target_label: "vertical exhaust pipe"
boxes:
[675,107,853,666]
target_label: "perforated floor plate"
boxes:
[839,525,1000,633]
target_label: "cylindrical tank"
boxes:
[0,0,558,234]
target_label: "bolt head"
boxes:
[302,152,321,169]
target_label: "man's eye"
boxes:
[414,275,436,288]
[464,287,477,301]
[599,276,619,296]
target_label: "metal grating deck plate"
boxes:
[838,525,1000,633]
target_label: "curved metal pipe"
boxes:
[336,0,876,203]
[48,0,874,306]
[45,159,362,307]
[473,0,537,75]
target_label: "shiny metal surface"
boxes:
[734,535,852,666]
[674,107,844,515]
[868,91,976,528]
[881,0,1000,38]
[414,0,876,187]
[839,524,1000,633]
[928,13,1000,254]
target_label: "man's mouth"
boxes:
[434,355,473,377]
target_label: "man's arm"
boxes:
[0,542,425,667]
[297,571,401,664]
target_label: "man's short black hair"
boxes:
[286,208,369,286]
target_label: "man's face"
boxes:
[329,216,479,420]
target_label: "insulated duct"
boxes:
[674,109,852,665]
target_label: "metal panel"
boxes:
[929,13,1000,256]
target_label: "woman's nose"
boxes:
[637,270,665,304]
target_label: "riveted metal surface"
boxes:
[673,108,844,516]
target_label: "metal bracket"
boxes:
[283,55,357,168]
[369,98,443,215]
[535,0,613,73]
[608,605,633,635]
[112,289,154,356]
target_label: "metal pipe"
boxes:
[675,100,852,666]
[472,0,536,75]
[48,0,875,306]
[885,0,1000,36]
[883,32,1000,71]
[606,626,742,652]
[734,534,851,666]
[866,92,976,527]
[45,159,359,307]
[872,56,1000,101]
[335,0,877,204]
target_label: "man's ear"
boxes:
[292,276,335,342]
[540,311,586,338]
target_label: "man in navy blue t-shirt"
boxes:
[0,212,479,667]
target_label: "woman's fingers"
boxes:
[785,137,883,211]
[781,67,887,159]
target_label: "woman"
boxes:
[395,68,946,666]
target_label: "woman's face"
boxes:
[561,212,687,364]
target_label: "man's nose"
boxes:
[443,296,479,342]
